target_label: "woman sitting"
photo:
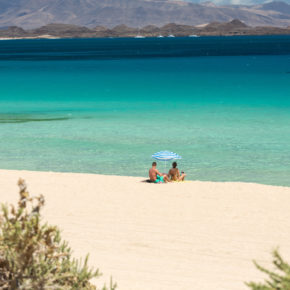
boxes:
[168,162,186,182]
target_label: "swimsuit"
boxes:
[155,175,164,183]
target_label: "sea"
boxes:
[0,36,290,186]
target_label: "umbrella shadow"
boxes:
[140,179,154,183]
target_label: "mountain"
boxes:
[258,1,290,14]
[0,0,290,29]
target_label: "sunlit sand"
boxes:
[1,169,290,289]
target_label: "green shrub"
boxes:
[0,178,116,290]
[247,249,290,290]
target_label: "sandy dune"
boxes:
[1,169,290,289]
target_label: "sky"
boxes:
[186,0,290,5]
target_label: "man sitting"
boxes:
[149,162,170,183]
[168,162,186,181]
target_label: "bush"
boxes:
[247,249,290,290]
[0,178,116,290]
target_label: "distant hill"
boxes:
[1,20,290,39]
[0,0,290,29]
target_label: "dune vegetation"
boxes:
[247,250,290,289]
[0,179,116,289]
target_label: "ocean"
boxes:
[0,36,290,186]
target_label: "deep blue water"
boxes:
[0,36,290,186]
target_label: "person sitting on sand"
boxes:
[168,162,186,182]
[149,162,170,183]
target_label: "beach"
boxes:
[0,35,60,40]
[1,169,290,289]
[1,36,290,288]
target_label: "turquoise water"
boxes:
[0,36,290,186]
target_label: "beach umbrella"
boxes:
[152,151,182,172]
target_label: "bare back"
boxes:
[149,167,158,181]
[169,168,180,181]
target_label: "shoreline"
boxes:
[1,33,290,41]
[0,35,60,40]
[1,34,290,41]
[2,169,290,289]
[1,168,289,189]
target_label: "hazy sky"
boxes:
[187,0,290,4]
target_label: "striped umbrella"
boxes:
[152,151,182,161]
[152,151,182,172]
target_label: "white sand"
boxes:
[1,169,290,289]
[0,35,60,40]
